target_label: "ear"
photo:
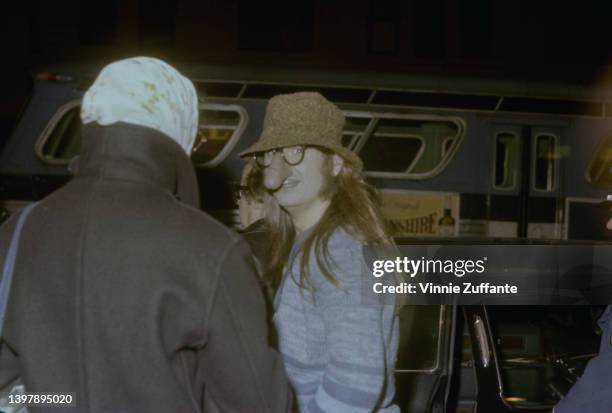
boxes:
[331,154,344,177]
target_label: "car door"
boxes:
[393,304,455,412]
[463,306,553,413]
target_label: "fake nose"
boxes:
[263,153,291,191]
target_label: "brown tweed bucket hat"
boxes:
[240,92,363,171]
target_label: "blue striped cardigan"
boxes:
[273,227,400,413]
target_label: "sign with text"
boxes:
[379,190,459,237]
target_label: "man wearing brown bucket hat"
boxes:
[241,92,400,413]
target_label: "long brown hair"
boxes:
[253,149,393,290]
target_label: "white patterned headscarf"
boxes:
[81,57,198,154]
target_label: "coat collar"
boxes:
[76,122,200,209]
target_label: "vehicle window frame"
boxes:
[341,111,374,150]
[34,100,248,168]
[193,102,248,168]
[399,134,425,174]
[441,136,454,158]
[532,132,559,192]
[363,128,426,174]
[492,131,519,191]
[351,112,465,180]
[585,132,612,187]
[35,100,81,166]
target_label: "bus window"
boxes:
[534,134,557,191]
[342,114,371,149]
[360,133,423,173]
[586,133,612,187]
[36,101,246,168]
[39,104,81,164]
[191,105,246,167]
[358,116,463,178]
[494,132,518,190]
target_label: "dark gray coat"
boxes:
[0,123,291,413]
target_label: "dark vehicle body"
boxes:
[1,63,611,412]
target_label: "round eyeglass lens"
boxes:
[254,146,305,167]
[283,146,304,165]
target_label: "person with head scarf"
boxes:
[0,57,291,413]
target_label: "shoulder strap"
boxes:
[0,203,37,335]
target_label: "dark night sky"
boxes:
[1,0,612,130]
